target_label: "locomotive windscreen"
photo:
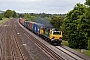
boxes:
[53,31,61,35]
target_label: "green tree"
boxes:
[4,9,13,18]
[62,3,88,49]
[24,13,36,21]
[50,15,65,29]
[85,0,90,49]
[85,0,90,6]
[12,11,17,18]
[18,13,24,18]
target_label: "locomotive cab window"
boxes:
[53,31,61,35]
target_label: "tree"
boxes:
[85,0,90,49]
[4,9,13,18]
[85,0,90,6]
[50,15,65,29]
[12,11,17,18]
[24,13,36,21]
[18,13,24,18]
[62,3,88,49]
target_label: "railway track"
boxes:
[55,46,85,60]
[0,20,9,40]
[0,20,10,59]
[24,33,64,60]
[61,45,90,60]
[0,19,32,60]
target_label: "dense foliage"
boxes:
[85,0,90,6]
[50,15,65,29]
[4,10,13,18]
[4,9,17,18]
[23,13,36,21]
[12,11,17,18]
[62,3,88,49]
[85,0,90,49]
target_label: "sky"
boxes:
[0,0,85,14]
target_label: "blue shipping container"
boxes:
[24,21,30,28]
[32,23,45,34]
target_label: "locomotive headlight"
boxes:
[59,37,62,41]
[51,37,55,41]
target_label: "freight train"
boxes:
[19,18,62,45]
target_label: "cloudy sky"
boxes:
[0,0,85,14]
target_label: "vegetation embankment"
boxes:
[0,18,9,25]
[62,40,90,57]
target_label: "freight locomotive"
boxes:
[19,18,62,45]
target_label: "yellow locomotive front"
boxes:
[49,28,62,44]
[42,28,62,44]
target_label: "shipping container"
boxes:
[32,23,45,34]
[24,21,30,28]
[29,22,36,31]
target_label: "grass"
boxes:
[0,18,9,25]
[88,40,90,50]
[62,40,90,57]
[36,57,39,60]
[62,40,69,46]
[73,49,81,52]
[74,49,90,57]
[85,50,90,56]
